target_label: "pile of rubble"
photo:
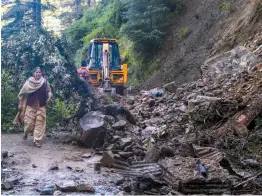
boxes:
[78,46,262,194]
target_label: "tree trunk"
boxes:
[36,0,41,27]
[87,0,91,7]
[32,0,41,27]
[75,0,82,19]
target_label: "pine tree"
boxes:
[123,0,180,55]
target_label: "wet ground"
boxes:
[1,133,122,195]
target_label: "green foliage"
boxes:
[220,1,232,13]
[178,27,191,38]
[65,0,185,82]
[1,0,55,40]
[65,0,123,64]
[123,0,168,55]
[46,96,80,128]
[1,71,18,133]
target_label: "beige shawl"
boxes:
[13,77,46,126]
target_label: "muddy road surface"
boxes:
[1,133,122,195]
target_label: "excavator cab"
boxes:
[86,39,128,95]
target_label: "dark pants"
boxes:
[79,77,94,96]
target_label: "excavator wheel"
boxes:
[116,86,125,96]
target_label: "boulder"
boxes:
[79,111,107,148]
[163,81,177,93]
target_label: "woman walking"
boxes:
[13,67,52,147]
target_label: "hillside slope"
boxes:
[143,0,262,89]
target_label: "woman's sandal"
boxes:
[34,141,41,148]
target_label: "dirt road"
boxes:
[1,133,122,195]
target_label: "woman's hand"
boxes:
[45,97,51,105]
[18,103,23,111]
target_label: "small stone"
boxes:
[75,167,84,172]
[49,165,59,171]
[32,164,37,168]
[127,96,135,105]
[71,141,78,146]
[112,135,121,141]
[119,138,132,148]
[66,166,73,170]
[1,151,8,158]
[106,144,115,151]
[94,162,101,172]
[163,81,177,93]
[55,181,76,192]
[118,152,134,159]
[46,133,52,138]
[76,184,95,192]
[160,145,174,157]
[148,99,155,107]
[115,178,125,186]
[114,154,121,159]
[39,188,54,195]
[112,120,127,129]
[100,151,115,167]
[53,190,62,196]
[123,185,132,192]
[81,153,92,158]
[1,181,13,190]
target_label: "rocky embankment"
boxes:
[75,46,262,194]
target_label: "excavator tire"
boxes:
[116,86,125,96]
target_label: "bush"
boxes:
[1,27,92,132]
[1,71,19,133]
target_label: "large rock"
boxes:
[79,111,107,148]
[201,46,258,79]
[163,81,177,93]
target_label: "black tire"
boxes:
[115,86,125,96]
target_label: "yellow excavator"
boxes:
[86,38,128,95]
